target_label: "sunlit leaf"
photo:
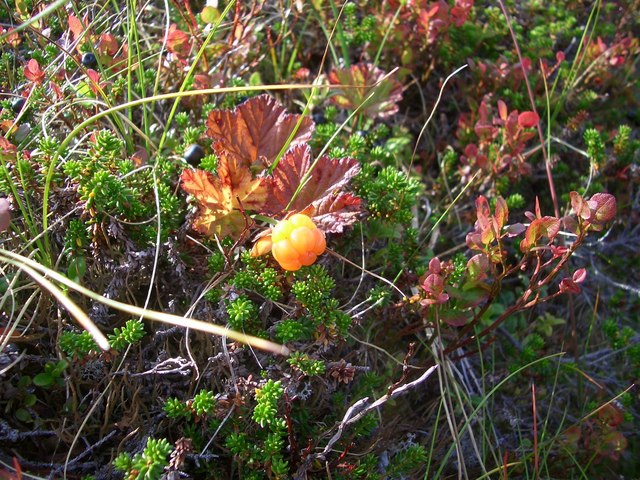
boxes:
[206,95,313,169]
[521,216,561,251]
[263,144,362,232]
[328,63,403,119]
[24,59,45,84]
[166,24,191,60]
[588,193,616,224]
[181,152,268,239]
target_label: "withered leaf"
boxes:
[329,63,403,119]
[206,94,313,168]
[181,151,268,239]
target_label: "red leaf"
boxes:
[264,144,362,232]
[572,268,587,283]
[99,33,119,56]
[206,95,313,169]
[474,101,496,139]
[518,111,539,128]
[328,63,403,119]
[68,14,85,43]
[24,59,45,84]
[166,24,191,59]
[86,69,102,94]
[588,193,616,224]
[598,403,624,428]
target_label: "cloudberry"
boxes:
[271,214,326,271]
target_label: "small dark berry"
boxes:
[11,97,26,113]
[184,144,205,166]
[81,52,97,68]
[311,112,325,125]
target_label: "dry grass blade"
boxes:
[0,249,288,355]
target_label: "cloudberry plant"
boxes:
[271,214,326,271]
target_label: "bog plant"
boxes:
[0,1,637,479]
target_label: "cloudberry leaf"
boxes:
[264,144,362,232]
[181,152,268,238]
[311,192,362,233]
[206,94,313,169]
[328,63,403,119]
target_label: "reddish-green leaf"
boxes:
[521,216,561,251]
[570,191,591,219]
[206,95,313,168]
[166,24,190,59]
[494,196,508,230]
[467,253,490,282]
[0,136,17,162]
[328,63,403,119]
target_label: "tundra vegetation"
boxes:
[0,1,638,478]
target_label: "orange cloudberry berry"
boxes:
[271,214,326,271]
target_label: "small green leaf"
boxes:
[15,408,33,423]
[201,6,220,24]
[33,372,54,387]
[24,393,37,407]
